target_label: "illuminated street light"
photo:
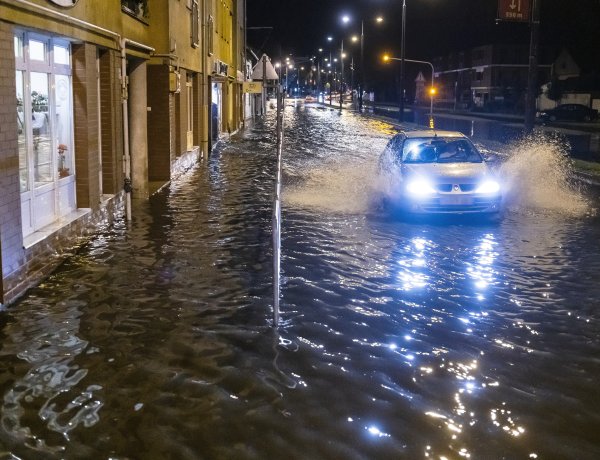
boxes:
[355,16,385,112]
[383,54,436,119]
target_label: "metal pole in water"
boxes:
[272,86,284,326]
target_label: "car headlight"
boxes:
[475,180,500,194]
[406,179,437,196]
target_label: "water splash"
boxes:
[284,156,385,214]
[498,134,589,215]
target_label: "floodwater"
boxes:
[1,101,600,459]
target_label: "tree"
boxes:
[546,76,564,102]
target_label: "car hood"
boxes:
[401,162,491,182]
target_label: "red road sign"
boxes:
[498,0,531,22]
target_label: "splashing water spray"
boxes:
[498,133,589,216]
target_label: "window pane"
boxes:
[31,72,52,184]
[54,44,70,66]
[55,74,73,178]
[29,39,47,62]
[14,35,23,59]
[16,70,29,192]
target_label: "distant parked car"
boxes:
[536,104,598,122]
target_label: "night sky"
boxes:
[247,0,600,74]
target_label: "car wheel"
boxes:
[549,115,557,122]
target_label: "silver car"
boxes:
[380,130,502,214]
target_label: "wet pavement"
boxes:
[1,101,600,459]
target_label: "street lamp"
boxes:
[338,14,352,111]
[384,54,436,119]
[327,36,334,106]
[355,16,384,113]
[399,0,406,121]
[338,39,345,111]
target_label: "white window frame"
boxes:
[15,30,76,237]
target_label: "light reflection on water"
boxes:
[1,104,600,458]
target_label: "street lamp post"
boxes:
[327,36,333,106]
[360,20,364,112]
[339,39,344,110]
[399,0,406,121]
[350,56,354,103]
[354,16,383,113]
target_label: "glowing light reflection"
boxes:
[396,237,432,291]
[366,425,391,438]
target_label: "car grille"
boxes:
[417,197,500,213]
[436,184,476,192]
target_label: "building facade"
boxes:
[0,0,245,306]
[433,44,554,112]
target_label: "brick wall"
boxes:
[0,21,25,296]
[99,49,124,195]
[72,43,101,209]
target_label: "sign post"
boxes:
[497,0,531,22]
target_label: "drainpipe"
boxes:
[201,0,209,159]
[120,40,132,221]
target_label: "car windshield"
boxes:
[401,137,483,163]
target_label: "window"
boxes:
[207,15,214,56]
[53,44,70,65]
[121,0,149,19]
[14,35,23,59]
[15,32,75,236]
[29,39,47,62]
[191,0,199,48]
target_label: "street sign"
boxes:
[497,0,531,22]
[243,82,263,94]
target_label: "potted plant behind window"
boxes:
[58,144,69,177]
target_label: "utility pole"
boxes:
[399,0,406,122]
[359,20,364,112]
[524,0,541,134]
[339,39,344,111]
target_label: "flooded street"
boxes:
[2,102,600,459]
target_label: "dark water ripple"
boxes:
[1,104,600,459]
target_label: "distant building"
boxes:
[0,0,246,306]
[432,44,555,112]
[538,48,600,111]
